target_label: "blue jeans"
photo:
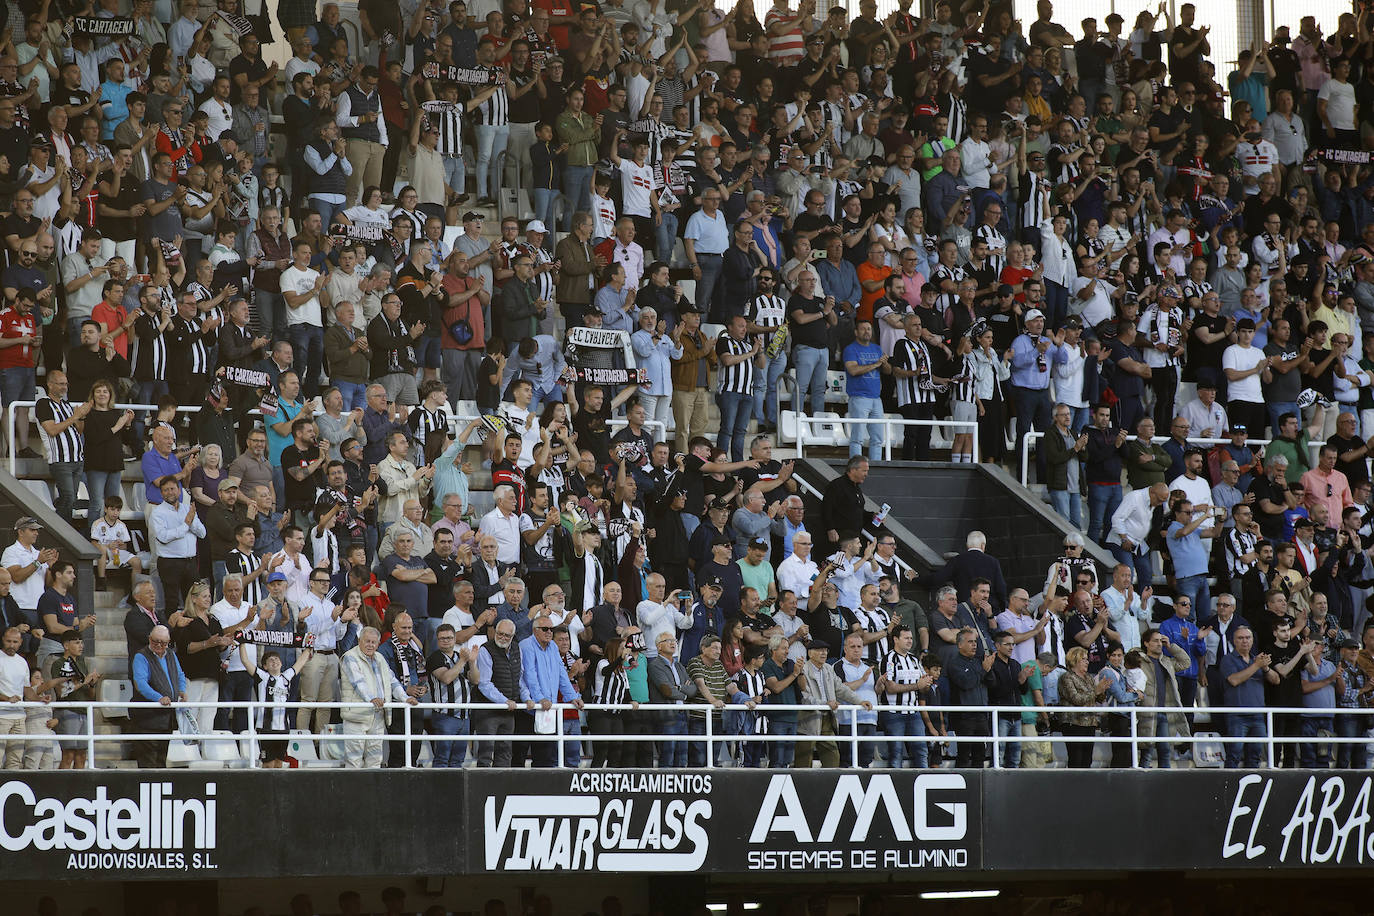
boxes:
[846,395,886,460]
[994,713,1022,768]
[562,165,594,231]
[562,717,582,767]
[1049,489,1082,529]
[1145,712,1172,768]
[769,719,797,768]
[1174,574,1210,622]
[751,347,788,425]
[1110,545,1153,592]
[837,721,877,768]
[287,323,325,398]
[717,390,752,461]
[532,188,558,237]
[659,710,688,767]
[1087,483,1122,546]
[655,212,679,263]
[687,715,722,767]
[0,366,36,405]
[442,153,466,198]
[84,469,123,511]
[1300,716,1333,768]
[430,714,470,768]
[792,345,829,416]
[1267,400,1297,440]
[49,461,81,523]
[880,710,927,769]
[697,253,725,323]
[1336,712,1368,769]
[255,290,286,342]
[1225,712,1267,769]
[334,380,366,411]
[308,197,340,229]
[475,123,510,199]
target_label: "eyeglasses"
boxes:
[534,625,553,633]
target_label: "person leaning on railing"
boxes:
[1057,646,1104,769]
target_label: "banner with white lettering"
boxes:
[470,770,982,873]
[65,16,135,37]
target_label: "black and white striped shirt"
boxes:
[845,605,892,666]
[734,667,770,734]
[595,658,630,711]
[1020,171,1050,231]
[1224,527,1259,578]
[474,72,509,126]
[940,94,968,143]
[950,353,977,406]
[171,314,213,375]
[893,336,938,406]
[408,404,449,455]
[531,244,556,303]
[715,333,755,395]
[745,293,787,334]
[430,102,465,157]
[35,397,83,464]
[427,649,472,717]
[226,549,264,607]
[253,667,297,732]
[931,264,967,315]
[881,649,924,709]
[131,311,168,381]
[974,223,1007,276]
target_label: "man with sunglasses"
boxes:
[519,614,583,767]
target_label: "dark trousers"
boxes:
[1150,366,1178,427]
[953,711,989,767]
[899,403,935,460]
[623,708,655,767]
[385,705,425,768]
[475,709,515,767]
[590,710,627,767]
[156,556,199,616]
[1107,712,1134,767]
[1064,722,1097,768]
[130,713,171,768]
[218,670,253,732]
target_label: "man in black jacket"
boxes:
[821,456,870,547]
[947,627,995,768]
[931,531,1008,608]
[474,618,527,767]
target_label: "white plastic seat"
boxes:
[202,731,244,765]
[779,410,800,444]
[883,414,906,448]
[98,679,132,719]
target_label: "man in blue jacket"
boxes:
[519,614,582,767]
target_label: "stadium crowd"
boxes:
[2,0,1374,770]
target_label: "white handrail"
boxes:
[796,415,980,463]
[12,698,1363,770]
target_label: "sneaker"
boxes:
[17,447,40,459]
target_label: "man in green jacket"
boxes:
[555,88,601,230]
[500,254,546,342]
[1266,411,1311,484]
[1125,416,1172,489]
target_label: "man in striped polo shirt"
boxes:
[34,369,87,523]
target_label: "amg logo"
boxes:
[484,795,710,871]
[0,781,216,852]
[750,774,969,843]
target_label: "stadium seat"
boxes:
[203,731,246,767]
[779,410,799,444]
[98,679,132,719]
[883,415,905,448]
[824,371,847,404]
[318,724,347,762]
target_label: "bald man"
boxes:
[129,624,187,767]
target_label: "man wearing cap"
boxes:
[1178,380,1228,441]
[204,477,259,587]
[1222,317,1272,436]
[1333,636,1370,768]
[1009,307,1066,473]
[2,519,57,649]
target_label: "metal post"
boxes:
[850,714,859,768]
[1130,710,1139,768]
[403,703,413,769]
[991,709,999,768]
[557,706,565,768]
[1020,433,1032,486]
[883,419,892,462]
[970,421,980,464]
[84,701,96,769]
[705,709,714,769]
[797,416,806,459]
[1266,710,1275,769]
[246,699,259,768]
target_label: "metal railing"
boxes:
[1018,432,1329,488]
[5,401,667,479]
[796,416,980,463]
[5,699,1369,770]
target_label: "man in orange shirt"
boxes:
[856,242,892,322]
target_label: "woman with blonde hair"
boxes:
[1058,645,1106,768]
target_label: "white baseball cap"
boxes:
[1024,308,1045,323]
[526,220,548,234]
